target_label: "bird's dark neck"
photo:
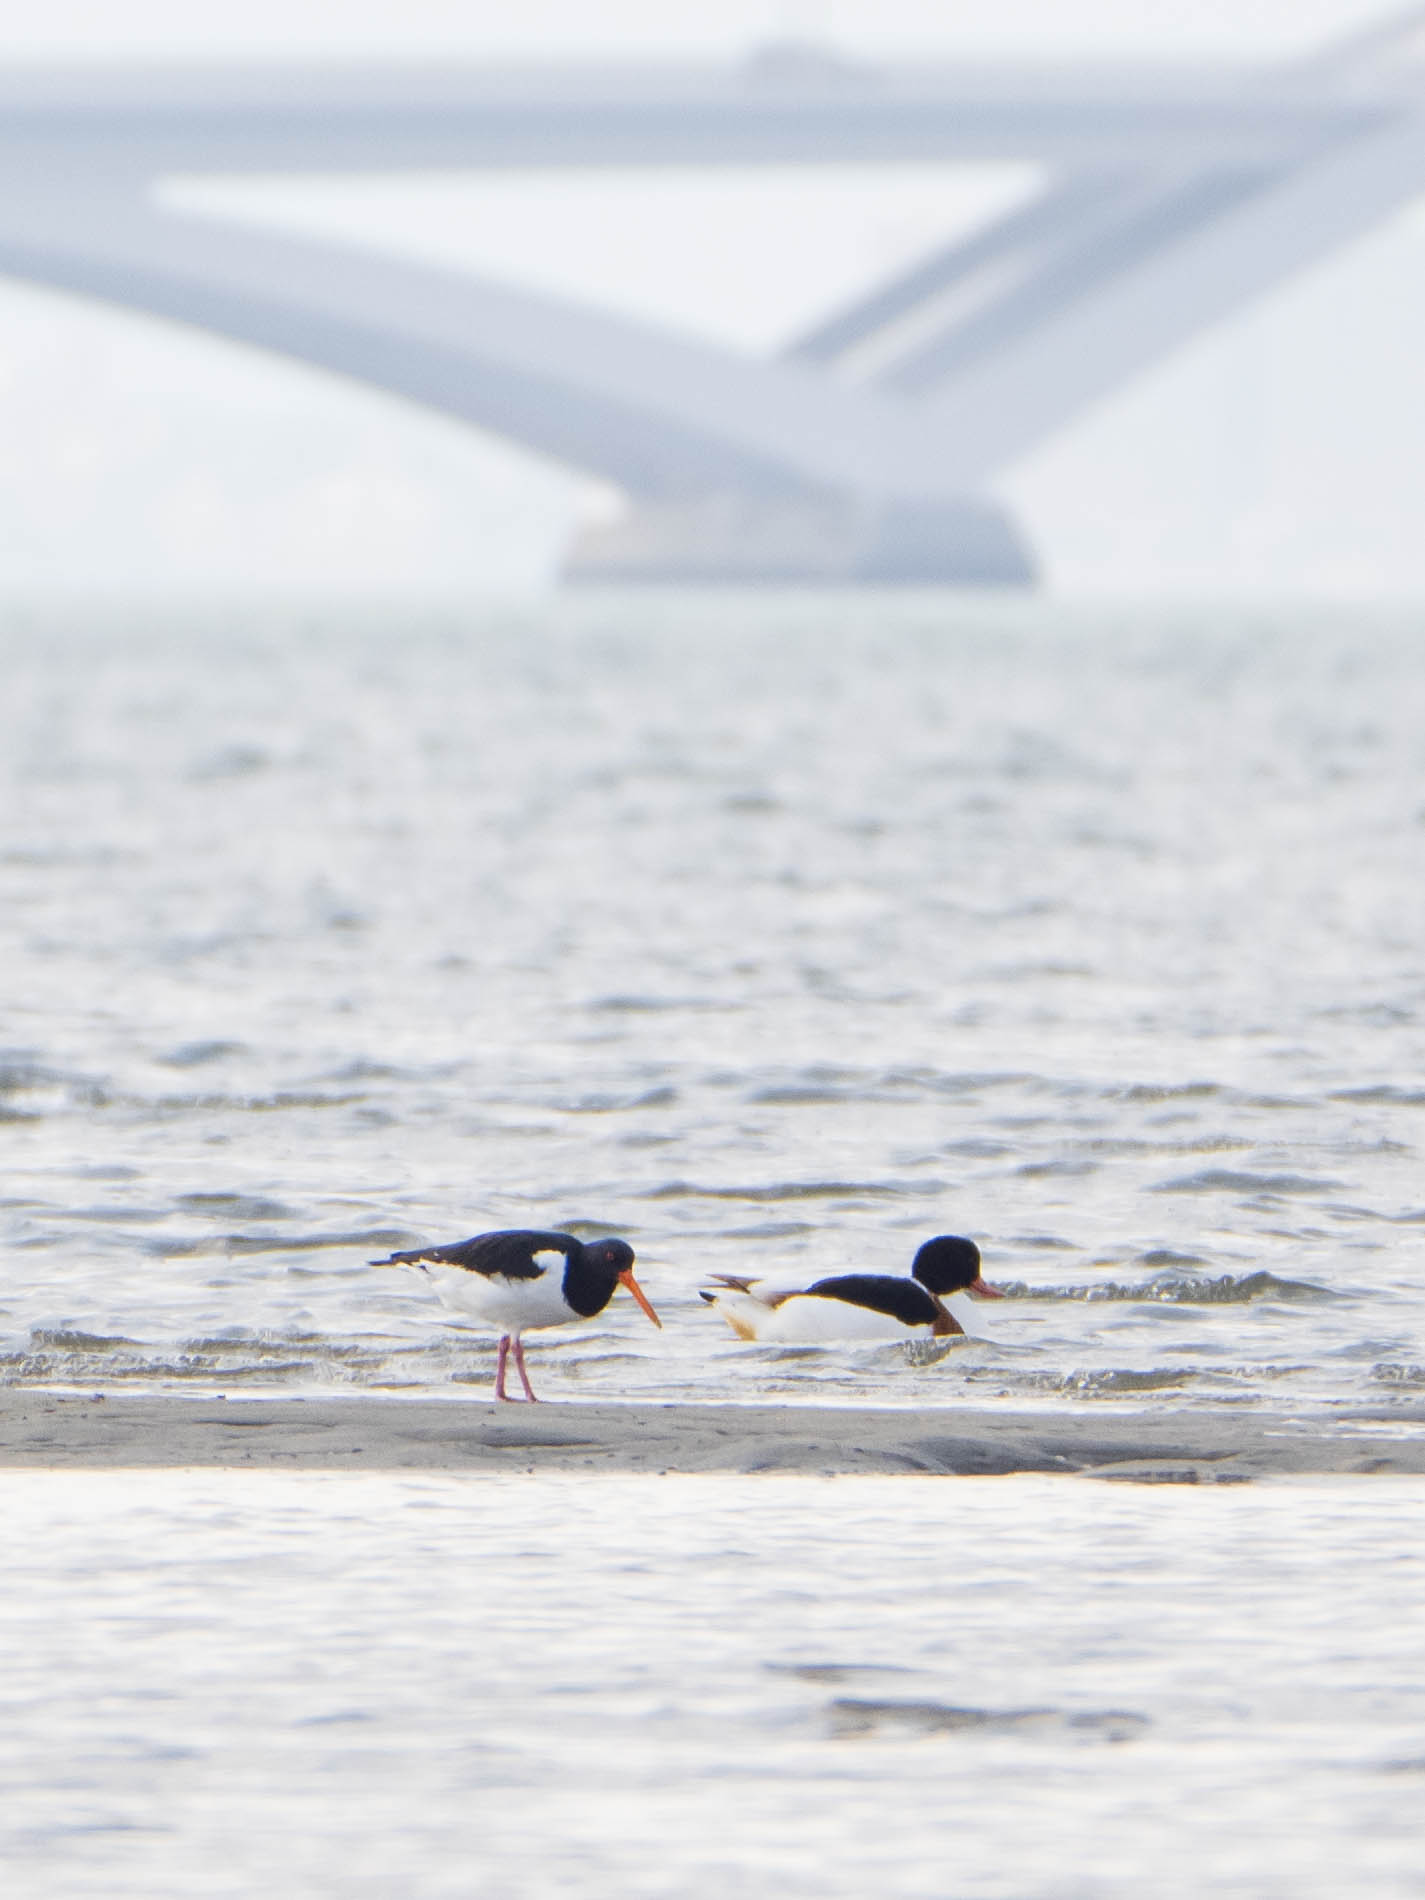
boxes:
[562,1249,617,1318]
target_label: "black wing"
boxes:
[371,1229,576,1281]
[802,1274,942,1327]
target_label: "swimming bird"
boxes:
[699,1234,1004,1344]
[369,1229,660,1401]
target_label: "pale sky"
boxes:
[1,1,1423,597]
[0,1,1387,63]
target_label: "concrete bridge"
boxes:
[3,8,1425,583]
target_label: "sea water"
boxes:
[2,597,1423,1406]
[3,1470,1425,1898]
[1,595,1424,1890]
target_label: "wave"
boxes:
[145,1227,409,1258]
[641,1179,946,1203]
[1370,1363,1425,1388]
[1152,1169,1344,1196]
[0,1328,449,1389]
[828,1699,1149,1742]
[999,1270,1333,1305]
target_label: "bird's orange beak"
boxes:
[970,1276,1006,1299]
[618,1267,662,1328]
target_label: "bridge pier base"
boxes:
[561,493,1036,587]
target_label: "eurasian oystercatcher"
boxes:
[370,1228,660,1400]
[699,1233,1004,1343]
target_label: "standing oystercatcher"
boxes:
[699,1233,1004,1344]
[370,1229,660,1400]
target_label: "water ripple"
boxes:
[1153,1170,1345,1196]
[640,1179,947,1203]
[828,1699,1151,1742]
[1006,1271,1335,1305]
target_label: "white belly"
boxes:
[421,1264,576,1336]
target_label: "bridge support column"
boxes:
[561,492,1036,586]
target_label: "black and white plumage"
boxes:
[699,1234,1004,1344]
[370,1228,660,1401]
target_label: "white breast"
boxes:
[423,1261,576,1334]
[942,1291,998,1340]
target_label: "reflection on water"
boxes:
[0,597,1422,1409]
[2,1470,1424,1898]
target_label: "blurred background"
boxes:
[3,0,1425,599]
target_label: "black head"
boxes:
[563,1235,661,1326]
[910,1235,985,1296]
[578,1237,636,1282]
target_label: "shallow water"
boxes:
[3,1470,1425,1899]
[1,596,1422,1407]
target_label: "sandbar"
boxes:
[1,1391,1423,1480]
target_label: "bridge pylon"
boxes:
[562,492,1036,586]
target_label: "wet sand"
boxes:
[2,1391,1423,1480]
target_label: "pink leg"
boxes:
[511,1335,539,1402]
[494,1335,512,1401]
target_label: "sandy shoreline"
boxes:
[1,1390,1423,1479]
